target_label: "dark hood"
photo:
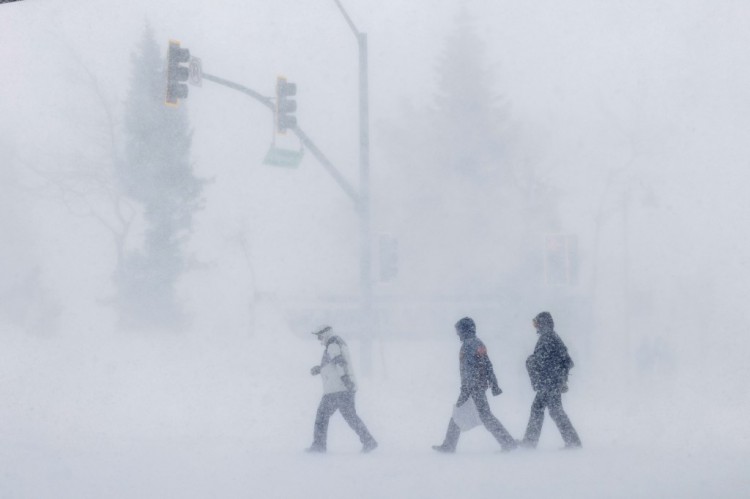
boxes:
[534,311,555,335]
[455,317,477,341]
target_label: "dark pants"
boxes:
[312,391,375,450]
[440,391,516,451]
[523,390,581,447]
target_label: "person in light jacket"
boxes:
[432,317,517,453]
[306,325,378,453]
[520,311,582,449]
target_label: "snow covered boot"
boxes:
[362,440,378,453]
[432,444,455,453]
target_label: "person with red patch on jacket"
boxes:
[432,317,517,453]
[306,325,377,454]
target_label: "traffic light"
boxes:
[276,76,297,133]
[166,40,190,106]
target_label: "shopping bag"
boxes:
[452,397,482,431]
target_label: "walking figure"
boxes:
[433,317,517,453]
[307,325,378,453]
[521,312,582,449]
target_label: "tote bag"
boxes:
[452,398,482,431]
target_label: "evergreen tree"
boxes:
[384,7,514,195]
[379,6,556,296]
[116,24,204,330]
[430,6,510,182]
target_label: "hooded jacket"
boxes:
[526,317,574,393]
[456,318,502,406]
[316,328,358,394]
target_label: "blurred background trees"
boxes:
[115,25,205,331]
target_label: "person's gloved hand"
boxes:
[456,393,469,408]
[310,365,321,375]
[342,375,355,391]
[491,385,502,396]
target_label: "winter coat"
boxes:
[526,329,574,393]
[457,332,502,406]
[317,331,358,395]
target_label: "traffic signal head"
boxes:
[276,76,297,133]
[166,40,190,106]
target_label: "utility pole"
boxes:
[333,0,373,375]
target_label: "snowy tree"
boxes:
[430,7,511,183]
[379,7,556,297]
[116,25,204,331]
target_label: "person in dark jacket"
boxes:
[306,325,378,453]
[433,317,517,453]
[520,311,582,448]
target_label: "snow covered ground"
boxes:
[1,315,747,499]
[5,440,746,499]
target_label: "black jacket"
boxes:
[457,333,502,405]
[526,329,574,393]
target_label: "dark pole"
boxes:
[202,73,274,110]
[333,0,373,375]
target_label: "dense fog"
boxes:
[1,0,749,497]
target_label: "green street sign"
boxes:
[263,145,303,168]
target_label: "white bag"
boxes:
[452,398,482,431]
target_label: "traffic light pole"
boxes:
[201,72,359,204]
[202,73,274,111]
[333,0,373,375]
[196,16,374,373]
[292,128,360,204]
